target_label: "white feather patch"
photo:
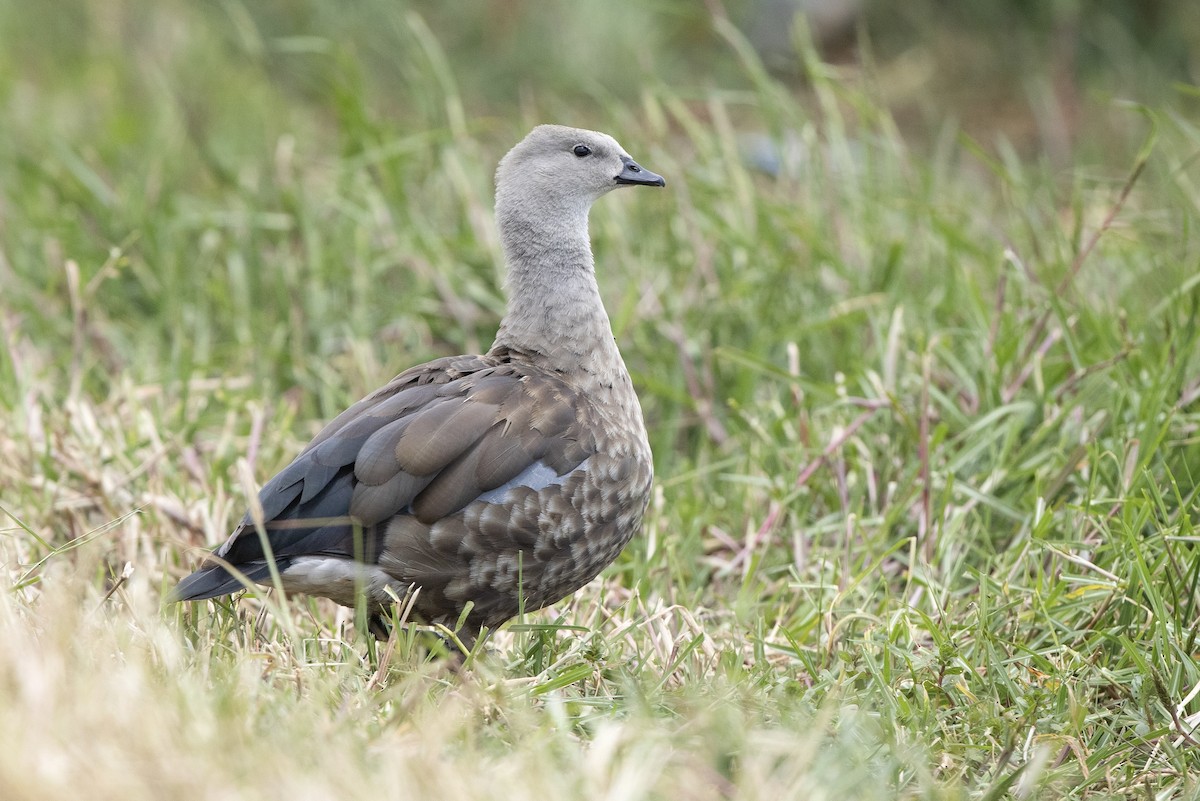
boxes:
[281,557,403,607]
[476,458,585,504]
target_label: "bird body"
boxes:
[172,126,664,643]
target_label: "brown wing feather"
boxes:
[392,397,500,476]
[353,417,414,486]
[349,471,433,526]
[473,425,548,490]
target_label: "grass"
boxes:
[3,2,1200,799]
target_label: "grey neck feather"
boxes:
[490,184,625,380]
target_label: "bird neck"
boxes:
[490,199,626,381]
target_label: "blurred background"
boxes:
[4,0,1198,159]
[4,0,1196,361]
[3,0,1196,411]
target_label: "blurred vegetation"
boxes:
[3,0,1196,409]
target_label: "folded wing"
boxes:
[171,355,594,601]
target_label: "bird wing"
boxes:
[174,354,595,600]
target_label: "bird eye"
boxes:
[573,144,592,157]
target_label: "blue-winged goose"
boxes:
[172,125,665,645]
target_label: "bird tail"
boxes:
[167,559,290,602]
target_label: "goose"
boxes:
[171,125,665,647]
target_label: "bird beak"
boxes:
[615,155,666,187]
